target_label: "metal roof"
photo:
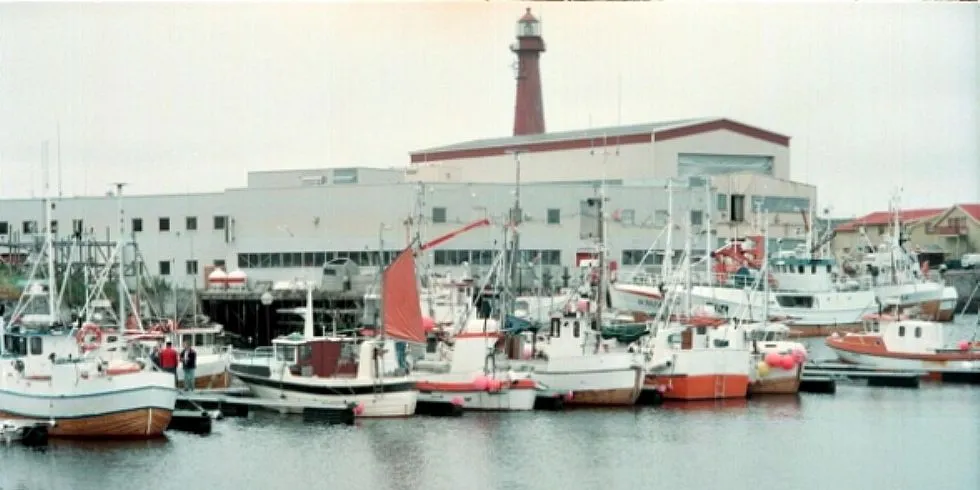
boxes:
[411,117,714,155]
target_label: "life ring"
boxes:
[75,323,103,352]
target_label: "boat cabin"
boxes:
[1,328,90,378]
[863,317,948,351]
[769,256,849,293]
[270,333,377,379]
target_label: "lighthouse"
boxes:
[511,8,546,136]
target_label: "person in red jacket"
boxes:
[159,341,179,385]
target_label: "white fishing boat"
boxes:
[413,318,538,411]
[229,248,424,417]
[510,196,644,406]
[0,196,176,438]
[826,313,980,380]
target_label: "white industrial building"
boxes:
[0,117,816,287]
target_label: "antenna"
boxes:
[57,122,63,198]
[615,72,622,156]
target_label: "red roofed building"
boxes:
[834,204,980,257]
[907,204,980,257]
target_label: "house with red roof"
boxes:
[906,204,980,257]
[832,203,980,257]
[832,207,945,253]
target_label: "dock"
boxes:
[173,389,356,425]
[803,361,921,389]
[1,419,53,447]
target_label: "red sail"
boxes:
[382,249,426,344]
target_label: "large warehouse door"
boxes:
[677,153,774,177]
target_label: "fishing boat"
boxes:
[510,197,644,406]
[413,317,539,411]
[229,247,424,417]
[133,321,232,390]
[825,313,980,381]
[0,197,176,438]
[744,322,807,395]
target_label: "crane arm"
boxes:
[419,218,491,251]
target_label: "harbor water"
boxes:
[2,318,978,490]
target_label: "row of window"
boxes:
[237,251,398,269]
[158,259,226,276]
[432,249,562,266]
[0,216,229,236]
[129,215,229,233]
[229,249,564,270]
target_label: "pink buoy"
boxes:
[450,396,465,407]
[421,316,437,333]
[764,352,781,367]
[957,340,971,351]
[562,390,574,402]
[472,375,490,391]
[353,402,366,416]
[791,348,807,363]
[779,354,796,370]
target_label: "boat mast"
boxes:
[663,179,674,284]
[508,149,524,309]
[704,181,713,287]
[594,191,607,353]
[683,214,692,315]
[44,196,56,320]
[762,211,770,324]
[113,183,127,329]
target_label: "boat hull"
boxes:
[826,335,980,376]
[0,372,177,439]
[749,369,801,395]
[230,369,418,417]
[0,408,172,439]
[178,369,231,390]
[646,373,750,400]
[531,364,643,406]
[417,387,537,411]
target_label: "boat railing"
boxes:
[231,346,274,362]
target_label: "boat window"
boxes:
[776,295,814,308]
[2,335,11,353]
[798,265,804,274]
[696,327,707,335]
[898,326,905,337]
[298,344,313,363]
[275,344,297,362]
[914,327,921,338]
[182,335,193,346]
[573,321,580,338]
[826,264,832,273]
[195,334,205,346]
[811,265,817,274]
[29,337,43,355]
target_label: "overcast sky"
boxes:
[0,1,976,217]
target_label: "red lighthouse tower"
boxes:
[511,8,546,136]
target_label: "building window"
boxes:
[186,216,197,231]
[49,220,58,234]
[332,168,359,184]
[0,221,8,235]
[158,217,171,232]
[132,218,143,233]
[22,221,36,234]
[654,210,669,227]
[214,216,227,230]
[717,193,728,212]
[432,207,447,224]
[547,208,561,225]
[690,210,703,226]
[730,194,746,222]
[72,219,84,236]
[214,259,226,267]
[159,261,171,276]
[619,209,635,225]
[186,260,198,275]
